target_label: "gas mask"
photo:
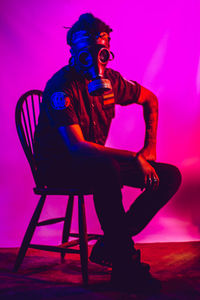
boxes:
[69,30,114,96]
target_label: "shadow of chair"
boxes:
[14,89,102,284]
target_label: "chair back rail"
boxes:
[15,90,43,184]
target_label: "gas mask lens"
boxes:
[78,51,93,66]
[98,48,110,64]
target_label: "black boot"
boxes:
[111,259,161,293]
[90,236,150,271]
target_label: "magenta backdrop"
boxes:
[1,0,200,246]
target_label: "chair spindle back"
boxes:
[15,90,43,184]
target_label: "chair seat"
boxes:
[34,186,95,196]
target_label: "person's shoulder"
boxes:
[46,65,76,87]
[43,66,79,99]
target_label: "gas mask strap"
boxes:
[109,51,115,61]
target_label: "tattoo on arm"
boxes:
[143,99,158,147]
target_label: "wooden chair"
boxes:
[14,90,101,284]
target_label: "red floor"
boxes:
[0,241,200,299]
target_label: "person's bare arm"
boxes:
[134,85,159,189]
[58,124,137,162]
[137,85,158,161]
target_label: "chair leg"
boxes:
[14,194,46,271]
[78,195,88,285]
[61,195,74,262]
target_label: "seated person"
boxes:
[34,13,182,292]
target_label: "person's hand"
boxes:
[138,145,156,161]
[136,153,159,191]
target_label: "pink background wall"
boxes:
[1,0,200,246]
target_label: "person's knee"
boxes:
[159,164,182,194]
[172,165,182,191]
[167,165,181,191]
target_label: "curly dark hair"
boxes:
[67,13,113,46]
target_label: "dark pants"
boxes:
[39,155,182,267]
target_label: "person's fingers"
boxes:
[145,171,159,191]
[155,175,160,190]
[140,160,159,190]
[148,176,152,187]
[152,171,159,191]
[145,174,152,189]
[152,176,158,191]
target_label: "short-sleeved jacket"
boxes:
[34,66,141,162]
